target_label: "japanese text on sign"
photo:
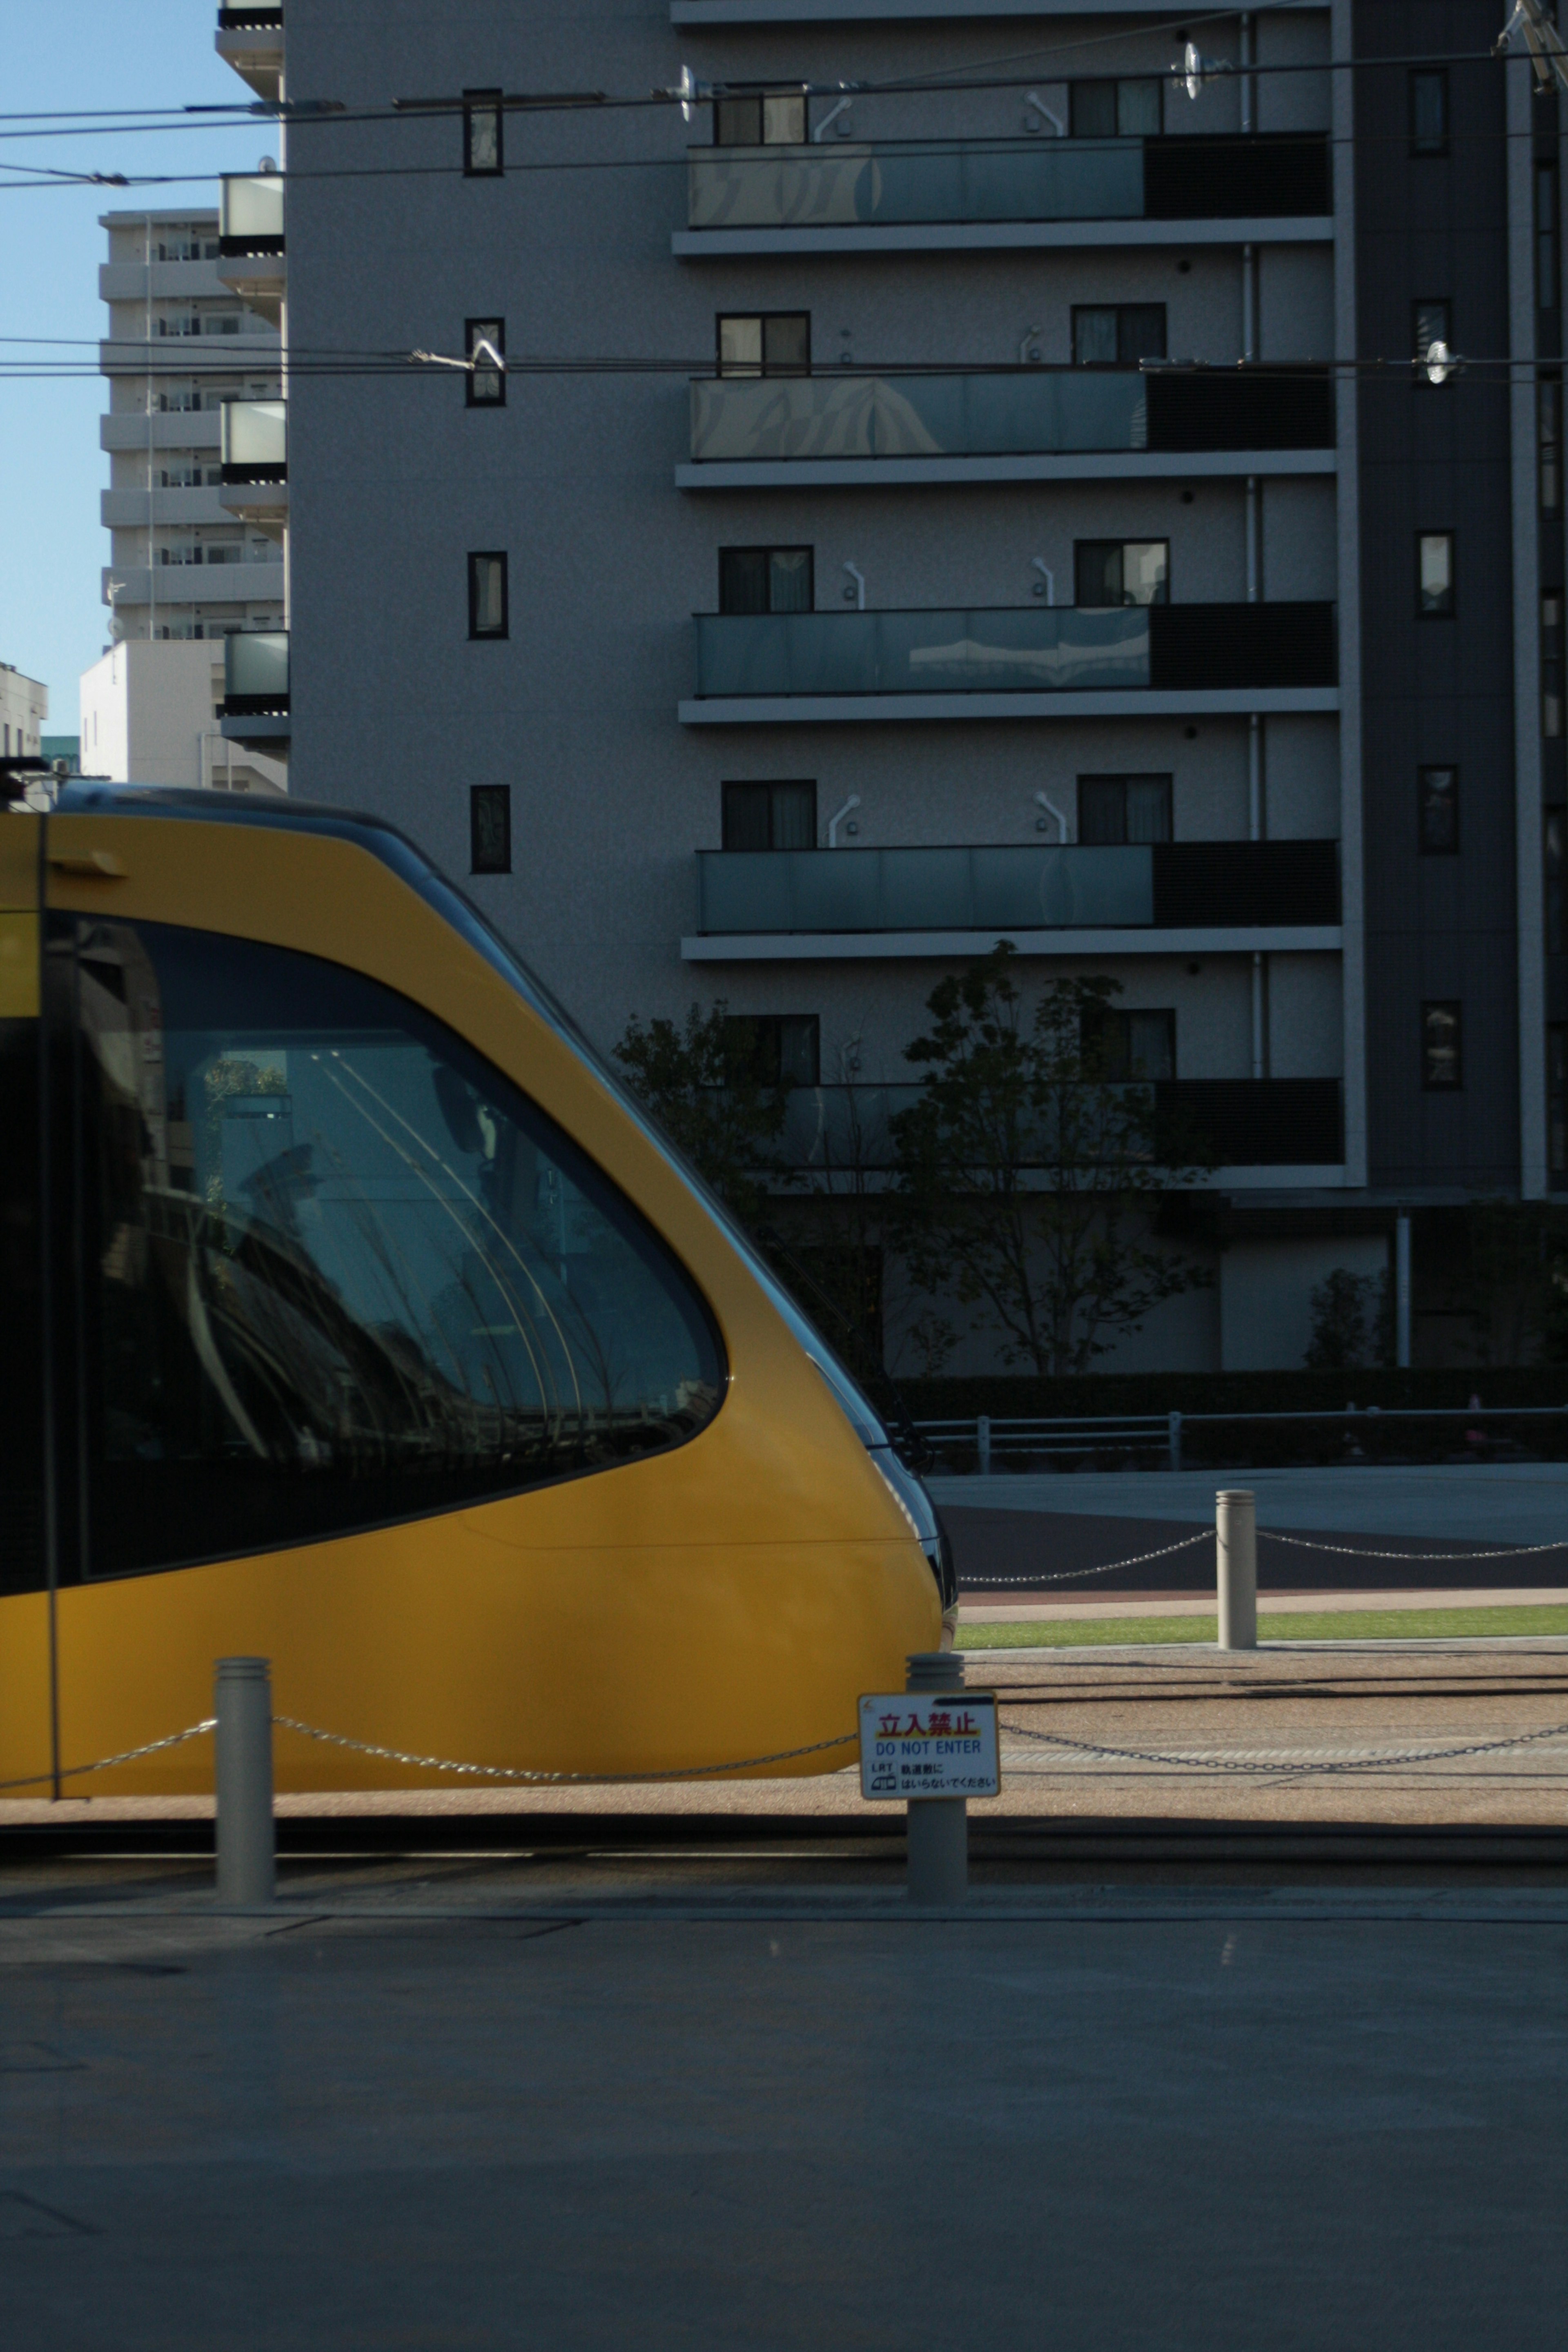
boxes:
[858,1692,1000,1801]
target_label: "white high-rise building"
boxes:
[85,198,288,791]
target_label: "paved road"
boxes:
[929,1463,1568,1541]
[0,1882,1563,2350]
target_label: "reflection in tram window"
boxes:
[75,919,725,1578]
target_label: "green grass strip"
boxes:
[956,1604,1568,1650]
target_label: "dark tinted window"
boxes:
[1409,69,1448,157]
[1422,999,1462,1089]
[1078,773,1172,844]
[1075,539,1168,606]
[719,547,813,615]
[715,91,805,147]
[722,781,816,849]
[1072,304,1166,367]
[717,313,810,377]
[466,317,505,405]
[469,550,508,637]
[470,784,511,873]
[463,91,503,175]
[1418,766,1458,854]
[74,918,724,1578]
[721,1013,819,1087]
[1082,1006,1175,1080]
[1418,532,1454,615]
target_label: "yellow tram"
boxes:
[0,788,950,1797]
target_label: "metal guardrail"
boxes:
[916,1404,1568,1474]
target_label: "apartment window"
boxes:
[1545,593,1565,737]
[714,90,806,147]
[1078,773,1172,844]
[1075,540,1168,608]
[468,551,508,638]
[1413,299,1451,364]
[1422,1000,1463,1089]
[470,785,512,874]
[1082,1006,1176,1082]
[1409,69,1448,157]
[1419,766,1459,854]
[1069,79,1161,138]
[719,547,813,615]
[721,1013,820,1088]
[1072,305,1167,368]
[1550,1026,1568,1173]
[1418,532,1454,616]
[465,317,505,406]
[717,313,810,378]
[722,780,817,850]
[1548,813,1566,956]
[1541,374,1562,510]
[1540,161,1560,312]
[463,90,503,176]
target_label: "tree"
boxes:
[1305,1267,1391,1370]
[888,945,1211,1376]
[611,1001,786,1226]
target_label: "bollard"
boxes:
[976,1414,991,1477]
[1216,1490,1258,1652]
[905,1650,968,1904]
[1168,1408,1183,1473]
[214,1657,275,1906]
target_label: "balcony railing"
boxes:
[693,605,1336,699]
[689,368,1332,463]
[687,133,1329,232]
[775,1079,1341,1169]
[222,629,288,715]
[696,842,1339,934]
[220,397,286,482]
[220,173,284,257]
[217,7,282,24]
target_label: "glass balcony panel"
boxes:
[693,608,1152,697]
[220,174,285,242]
[698,855,796,933]
[220,398,286,469]
[696,845,1155,932]
[224,630,288,701]
[877,847,978,929]
[690,371,1150,462]
[687,140,1144,231]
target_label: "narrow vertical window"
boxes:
[1422,1000,1463,1089]
[1419,766,1459,854]
[1412,299,1451,364]
[1409,69,1448,157]
[465,317,505,406]
[719,547,813,615]
[468,551,508,639]
[722,780,817,849]
[1544,593,1565,737]
[463,90,503,176]
[1417,532,1454,616]
[1548,813,1566,956]
[470,785,512,874]
[1549,1025,1568,1173]
[1541,374,1562,510]
[1539,160,1560,313]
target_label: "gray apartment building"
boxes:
[212,0,1559,1373]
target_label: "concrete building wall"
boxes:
[0,664,47,760]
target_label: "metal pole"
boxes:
[976,1413,991,1476]
[1168,1408,1182,1472]
[1395,1212,1412,1368]
[1216,1490,1258,1651]
[905,1651,968,1904]
[214,1657,275,1905]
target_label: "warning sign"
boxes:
[858,1693,1000,1802]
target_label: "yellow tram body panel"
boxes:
[0,803,942,1796]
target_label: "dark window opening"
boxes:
[1541,374,1562,510]
[717,313,811,378]
[470,784,511,874]
[1539,160,1560,312]
[1082,1006,1176,1081]
[1077,773,1173,844]
[463,89,503,176]
[721,1013,820,1089]
[70,916,726,1581]
[1550,1025,1568,1174]
[719,546,813,616]
[1545,593,1564,738]
[1422,999,1462,1089]
[465,317,505,405]
[714,89,806,147]
[468,550,508,638]
[1069,79,1161,138]
[722,780,817,850]
[1075,539,1169,607]
[1072,304,1167,368]
[1419,766,1459,854]
[1409,69,1448,157]
[1418,532,1454,616]
[1548,813,1566,956]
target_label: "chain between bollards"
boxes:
[904,1650,969,1904]
[214,1657,275,1907]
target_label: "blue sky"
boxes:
[0,1,262,734]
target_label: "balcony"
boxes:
[773,1079,1343,1176]
[218,175,285,324]
[220,630,289,745]
[215,7,283,106]
[219,397,287,530]
[677,134,1332,256]
[102,558,287,610]
[102,412,221,453]
[682,366,1335,487]
[682,603,1339,723]
[688,841,1340,957]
